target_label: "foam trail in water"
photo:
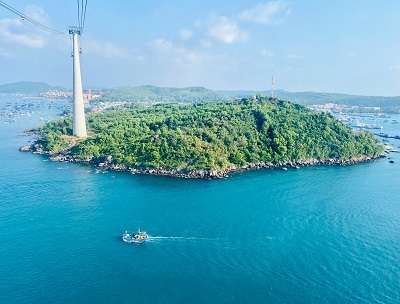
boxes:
[148,236,218,241]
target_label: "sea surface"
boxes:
[1,95,400,304]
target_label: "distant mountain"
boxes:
[100,85,224,103]
[114,85,217,97]
[5,82,398,111]
[0,82,64,94]
[98,85,400,111]
[219,89,400,108]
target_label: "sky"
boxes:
[0,0,399,95]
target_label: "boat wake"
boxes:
[121,231,219,245]
[147,236,217,242]
[121,232,274,244]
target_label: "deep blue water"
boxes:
[1,96,400,304]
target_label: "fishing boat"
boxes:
[122,229,149,244]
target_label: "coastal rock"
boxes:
[50,155,67,162]
[25,152,385,179]
[30,143,44,154]
[110,164,127,171]
[24,138,385,179]
[19,145,32,152]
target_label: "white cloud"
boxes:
[151,38,173,51]
[150,38,202,64]
[24,5,50,25]
[179,29,193,40]
[176,3,288,48]
[239,1,290,25]
[0,5,51,49]
[208,16,247,44]
[83,39,130,59]
[0,18,47,48]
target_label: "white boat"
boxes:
[122,229,149,244]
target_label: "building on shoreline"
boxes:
[40,89,104,103]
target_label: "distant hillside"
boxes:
[97,85,400,111]
[219,90,400,110]
[99,85,225,103]
[0,82,63,94]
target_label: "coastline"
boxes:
[20,143,387,179]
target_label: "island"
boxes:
[25,97,385,178]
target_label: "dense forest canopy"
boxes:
[38,97,384,173]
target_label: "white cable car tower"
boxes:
[69,26,87,138]
[70,0,88,138]
[0,1,89,138]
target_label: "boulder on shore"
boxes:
[19,145,32,152]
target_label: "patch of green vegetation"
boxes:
[39,97,384,172]
[37,119,72,153]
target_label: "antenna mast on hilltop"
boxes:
[70,0,88,138]
[271,75,276,99]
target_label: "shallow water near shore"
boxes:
[1,96,400,303]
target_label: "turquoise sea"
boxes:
[1,95,400,304]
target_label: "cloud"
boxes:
[0,5,51,48]
[150,38,202,64]
[0,18,47,48]
[239,1,290,25]
[208,16,247,44]
[179,29,193,40]
[151,38,174,51]
[176,3,288,47]
[83,39,130,59]
[24,5,50,25]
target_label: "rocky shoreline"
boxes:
[20,143,387,179]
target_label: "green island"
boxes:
[29,97,385,178]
